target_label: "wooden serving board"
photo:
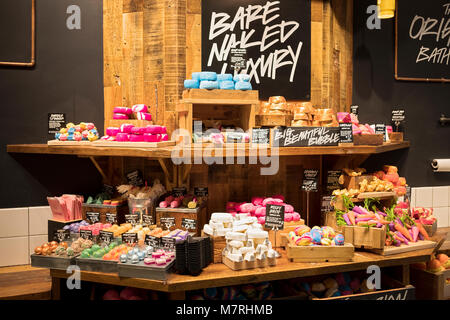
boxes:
[92,140,175,148]
[47,140,93,146]
[286,243,354,263]
[222,255,277,271]
[368,240,436,256]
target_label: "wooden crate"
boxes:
[201,231,226,263]
[222,255,277,271]
[82,203,128,225]
[353,134,384,146]
[156,206,206,236]
[388,132,403,142]
[177,89,258,140]
[369,240,436,256]
[286,243,354,263]
[423,221,438,237]
[343,225,386,250]
[411,267,450,300]
[266,220,305,248]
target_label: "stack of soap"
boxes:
[101,124,169,142]
[202,212,234,237]
[112,104,152,121]
[184,72,252,91]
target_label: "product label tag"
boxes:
[265,204,285,230]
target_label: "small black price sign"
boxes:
[105,212,117,224]
[160,217,175,230]
[326,170,342,192]
[181,218,197,231]
[226,132,243,143]
[194,187,208,197]
[339,123,353,143]
[145,235,161,248]
[350,105,359,115]
[122,232,138,244]
[99,230,114,245]
[252,128,271,144]
[230,48,247,71]
[392,109,405,131]
[80,229,93,240]
[172,187,187,198]
[48,113,65,134]
[86,212,100,224]
[375,124,386,141]
[143,214,153,226]
[321,196,334,214]
[126,170,144,187]
[125,214,139,225]
[53,229,70,242]
[161,237,176,251]
[302,169,319,192]
[264,204,285,230]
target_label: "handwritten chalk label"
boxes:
[273,127,340,147]
[126,170,144,187]
[125,214,139,225]
[321,196,334,214]
[53,229,70,242]
[182,218,197,231]
[160,217,175,230]
[194,187,208,197]
[326,170,342,192]
[252,128,271,144]
[79,229,93,240]
[143,214,153,226]
[172,187,187,198]
[105,212,117,224]
[99,230,114,245]
[86,212,100,224]
[48,113,66,134]
[375,124,386,141]
[350,105,359,115]
[122,232,138,244]
[392,109,405,132]
[230,48,247,71]
[161,237,176,251]
[226,132,244,143]
[302,169,319,192]
[145,235,160,248]
[265,204,285,230]
[339,123,353,143]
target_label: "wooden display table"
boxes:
[49,247,433,299]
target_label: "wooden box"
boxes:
[177,89,259,141]
[411,267,450,300]
[156,206,206,236]
[369,240,436,256]
[286,243,354,263]
[201,231,226,263]
[353,134,384,146]
[423,221,438,237]
[222,255,277,271]
[343,225,386,250]
[323,211,343,234]
[82,203,128,225]
[266,220,305,248]
[388,132,403,142]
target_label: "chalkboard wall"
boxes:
[353,0,450,187]
[0,0,104,208]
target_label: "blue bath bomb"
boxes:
[199,71,217,81]
[199,80,219,90]
[235,81,252,91]
[217,73,233,81]
[219,80,235,90]
[184,79,200,89]
[233,74,250,82]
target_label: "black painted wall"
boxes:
[0,0,104,208]
[353,0,450,187]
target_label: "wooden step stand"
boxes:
[0,265,52,300]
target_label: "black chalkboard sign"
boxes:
[252,128,271,144]
[339,123,353,143]
[99,230,114,245]
[272,127,340,147]
[172,187,187,198]
[160,217,175,230]
[86,212,100,224]
[395,0,450,81]
[48,113,66,134]
[145,235,160,248]
[53,229,70,242]
[122,232,138,244]
[202,0,311,100]
[105,212,117,224]
[126,170,144,187]
[375,124,386,141]
[194,187,208,197]
[326,170,342,192]
[143,214,153,226]
[80,229,93,240]
[125,214,139,225]
[161,237,176,251]
[264,204,285,230]
[182,218,197,231]
[302,169,319,192]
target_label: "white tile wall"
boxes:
[0,237,29,267]
[414,187,433,207]
[434,207,449,228]
[29,206,52,235]
[412,186,450,229]
[432,186,449,208]
[0,208,28,238]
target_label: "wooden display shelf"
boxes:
[286,243,355,263]
[7,141,410,159]
[50,247,434,294]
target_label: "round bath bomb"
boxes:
[184,79,200,89]
[257,216,265,225]
[334,233,345,246]
[295,225,310,236]
[199,71,217,81]
[284,213,293,222]
[219,80,235,90]
[199,80,219,90]
[254,207,266,217]
[283,204,294,213]
[292,212,301,221]
[311,230,322,244]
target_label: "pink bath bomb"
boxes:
[240,203,255,214]
[284,213,293,222]
[292,212,301,221]
[283,204,294,213]
[272,194,285,201]
[263,198,283,206]
[255,207,266,217]
[251,197,264,206]
[234,202,245,212]
[257,216,266,225]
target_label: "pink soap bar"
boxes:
[152,252,162,259]
[156,258,166,266]
[144,258,155,265]
[113,107,132,115]
[143,133,159,142]
[120,124,134,133]
[132,104,148,113]
[116,133,129,142]
[160,134,169,141]
[100,135,110,140]
[145,125,162,134]
[131,127,146,135]
[113,113,129,120]
[136,112,152,121]
[129,134,144,142]
[160,126,167,134]
[106,127,120,136]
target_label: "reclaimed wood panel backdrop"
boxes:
[103,0,353,134]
